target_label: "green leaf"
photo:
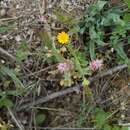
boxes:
[0,25,14,33]
[79,27,86,34]
[75,50,88,66]
[105,13,125,26]
[88,1,107,16]
[127,36,130,44]
[36,114,46,125]
[112,126,120,130]
[95,113,106,128]
[69,26,80,34]
[0,98,13,108]
[89,41,96,60]
[96,1,107,11]
[115,44,127,60]
[89,27,97,40]
[0,26,9,33]
[104,124,112,130]
[95,108,109,129]
[121,127,129,130]
[16,50,28,62]
[124,13,130,22]
[123,0,130,8]
[82,78,90,87]
[16,41,29,62]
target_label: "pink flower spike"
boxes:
[90,59,103,71]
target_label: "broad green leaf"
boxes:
[95,108,109,129]
[36,114,46,125]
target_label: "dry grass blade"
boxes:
[7,107,25,130]
[0,47,15,62]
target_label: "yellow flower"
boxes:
[57,32,69,44]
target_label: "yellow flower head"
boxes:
[57,31,69,44]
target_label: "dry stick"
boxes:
[7,107,25,130]
[18,64,128,111]
[0,16,21,21]
[0,47,15,62]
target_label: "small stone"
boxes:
[0,9,6,17]
[15,35,21,42]
[121,106,125,110]
[1,59,5,64]
[121,114,125,119]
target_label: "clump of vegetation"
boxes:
[0,0,130,129]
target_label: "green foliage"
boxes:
[16,41,29,62]
[36,114,46,125]
[0,89,24,108]
[67,44,90,78]
[94,107,127,130]
[0,96,13,108]
[75,104,128,129]
[94,108,110,129]
[123,0,130,8]
[89,40,96,60]
[124,13,130,22]
[0,26,10,33]
[0,25,14,33]
[75,103,92,127]
[75,0,130,63]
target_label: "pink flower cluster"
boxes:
[38,15,47,23]
[90,59,103,71]
[57,61,73,73]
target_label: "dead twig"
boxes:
[0,16,21,21]
[0,47,15,62]
[7,107,25,130]
[18,64,127,111]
